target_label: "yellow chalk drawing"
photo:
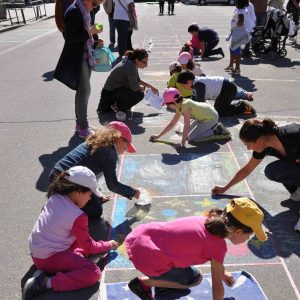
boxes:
[194,198,215,208]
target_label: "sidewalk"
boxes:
[0,2,55,33]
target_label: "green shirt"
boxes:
[167,73,192,98]
[176,99,218,122]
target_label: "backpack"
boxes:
[93,46,116,72]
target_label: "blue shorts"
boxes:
[150,266,201,285]
[230,47,241,56]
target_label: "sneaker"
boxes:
[128,277,153,300]
[155,287,189,297]
[22,271,48,300]
[78,126,95,139]
[175,122,184,134]
[239,102,257,116]
[290,187,300,201]
[246,92,254,101]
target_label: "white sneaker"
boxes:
[175,122,184,135]
[290,187,300,201]
[294,216,300,232]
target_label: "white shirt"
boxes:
[245,3,256,32]
[113,0,133,21]
[231,8,247,29]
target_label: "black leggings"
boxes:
[159,1,164,13]
[98,88,144,112]
[214,80,244,116]
[204,38,220,57]
[168,1,174,13]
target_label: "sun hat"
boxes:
[226,197,267,241]
[109,121,136,153]
[162,88,181,106]
[178,51,192,65]
[169,61,180,72]
[65,166,102,198]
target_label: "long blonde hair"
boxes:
[86,125,122,153]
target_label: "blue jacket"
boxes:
[50,143,136,199]
[54,3,89,90]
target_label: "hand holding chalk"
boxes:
[223,271,235,287]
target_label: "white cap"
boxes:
[65,166,102,198]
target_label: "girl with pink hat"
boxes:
[49,121,140,219]
[150,88,230,148]
[178,51,204,77]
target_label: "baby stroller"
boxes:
[251,7,296,59]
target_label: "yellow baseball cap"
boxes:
[226,197,267,241]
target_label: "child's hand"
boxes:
[149,134,160,141]
[211,185,227,195]
[150,87,159,95]
[109,240,119,250]
[223,271,235,287]
[174,143,185,149]
[134,189,141,199]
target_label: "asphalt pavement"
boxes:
[0,2,300,300]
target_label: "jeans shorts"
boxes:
[230,47,241,56]
[150,266,201,285]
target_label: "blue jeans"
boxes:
[114,19,130,56]
[108,15,116,45]
[75,57,92,129]
[151,267,200,285]
[264,160,300,193]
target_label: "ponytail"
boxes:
[239,118,278,142]
[126,48,148,62]
[204,209,253,238]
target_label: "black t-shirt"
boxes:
[198,27,218,42]
[252,124,300,161]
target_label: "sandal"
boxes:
[224,66,233,71]
[231,69,241,75]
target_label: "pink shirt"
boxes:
[125,216,227,277]
[190,35,202,50]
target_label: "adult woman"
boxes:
[212,118,300,230]
[97,49,158,115]
[54,0,102,138]
[49,122,141,220]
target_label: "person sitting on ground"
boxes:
[177,71,256,117]
[22,166,119,300]
[178,51,204,76]
[150,88,230,148]
[212,118,300,232]
[188,24,225,58]
[49,121,140,220]
[97,49,158,119]
[167,62,192,98]
[179,42,194,56]
[126,197,267,300]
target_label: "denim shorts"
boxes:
[150,266,201,285]
[230,47,241,56]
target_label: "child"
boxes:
[188,24,224,58]
[167,63,192,98]
[49,121,140,220]
[150,88,230,148]
[178,51,204,76]
[179,42,194,57]
[225,0,250,74]
[126,197,267,300]
[23,166,119,300]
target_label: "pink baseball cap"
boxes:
[109,121,136,153]
[178,51,192,64]
[162,88,181,106]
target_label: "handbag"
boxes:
[116,0,138,30]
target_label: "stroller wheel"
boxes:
[277,48,287,58]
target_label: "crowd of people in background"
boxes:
[22,0,300,299]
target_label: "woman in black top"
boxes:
[212,118,300,207]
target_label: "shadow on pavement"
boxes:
[35,135,82,192]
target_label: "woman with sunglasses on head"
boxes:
[49,121,140,220]
[97,48,159,119]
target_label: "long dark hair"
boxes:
[126,49,148,62]
[47,172,90,198]
[239,118,278,142]
[204,208,253,238]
